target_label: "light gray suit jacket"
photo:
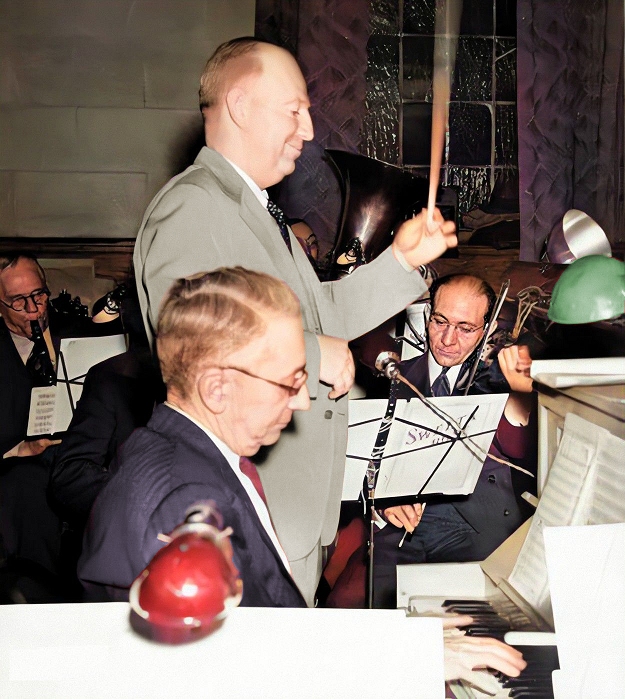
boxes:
[133,146,427,563]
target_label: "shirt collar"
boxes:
[427,351,462,393]
[224,158,269,208]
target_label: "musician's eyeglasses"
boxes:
[0,287,50,312]
[428,313,485,337]
[222,365,308,397]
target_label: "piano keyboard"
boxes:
[408,597,558,698]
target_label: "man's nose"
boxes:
[440,325,458,345]
[289,383,311,411]
[23,296,39,314]
[298,108,314,142]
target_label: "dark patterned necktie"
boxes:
[26,320,56,386]
[240,456,267,505]
[430,366,451,397]
[267,200,292,254]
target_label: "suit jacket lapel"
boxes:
[195,148,322,333]
[159,406,293,577]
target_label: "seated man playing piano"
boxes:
[79,266,527,686]
[373,273,537,608]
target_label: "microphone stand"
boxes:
[363,352,401,609]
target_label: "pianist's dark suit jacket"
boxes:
[396,352,536,551]
[78,404,306,608]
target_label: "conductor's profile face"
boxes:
[427,284,488,368]
[245,48,314,189]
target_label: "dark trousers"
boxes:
[0,455,63,575]
[372,502,483,609]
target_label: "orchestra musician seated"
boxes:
[0,252,120,600]
[329,273,537,609]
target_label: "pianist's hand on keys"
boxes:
[443,628,526,693]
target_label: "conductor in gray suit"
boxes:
[133,37,457,605]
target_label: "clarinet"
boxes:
[28,320,56,386]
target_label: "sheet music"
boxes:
[27,334,126,436]
[343,394,507,500]
[507,413,625,628]
[26,387,58,436]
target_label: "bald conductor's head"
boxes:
[199,38,314,191]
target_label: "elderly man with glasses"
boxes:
[0,253,98,592]
[78,267,312,606]
[371,274,537,608]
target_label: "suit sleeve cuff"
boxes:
[393,247,417,272]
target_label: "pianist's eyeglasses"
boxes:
[221,365,308,397]
[0,287,50,312]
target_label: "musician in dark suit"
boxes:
[78,268,311,607]
[373,274,536,608]
[49,293,165,526]
[0,253,80,585]
[79,269,528,681]
[48,349,164,524]
[133,37,458,605]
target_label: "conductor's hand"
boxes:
[381,503,424,532]
[444,631,527,691]
[498,344,533,393]
[392,207,457,269]
[317,334,355,399]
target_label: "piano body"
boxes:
[394,374,625,698]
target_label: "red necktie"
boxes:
[239,456,267,505]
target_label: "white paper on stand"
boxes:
[343,394,507,500]
[507,413,625,629]
[27,334,126,436]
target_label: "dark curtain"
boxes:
[517,0,624,261]
[256,0,371,257]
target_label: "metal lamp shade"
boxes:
[548,255,625,324]
[546,209,612,264]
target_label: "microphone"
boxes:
[374,351,400,380]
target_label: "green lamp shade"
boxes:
[548,255,625,324]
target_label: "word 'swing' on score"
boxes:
[342,394,507,501]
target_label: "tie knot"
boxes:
[267,199,287,227]
[431,366,451,397]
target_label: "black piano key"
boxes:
[444,604,496,613]
[442,599,494,607]
[497,644,560,699]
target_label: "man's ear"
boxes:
[197,367,228,414]
[225,86,248,127]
